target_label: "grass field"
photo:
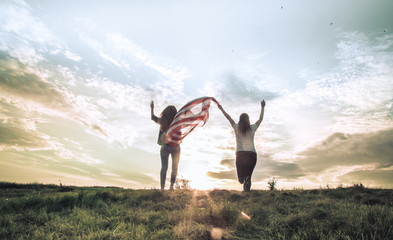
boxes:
[1,182,392,240]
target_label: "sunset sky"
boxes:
[1,0,392,190]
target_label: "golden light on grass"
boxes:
[210,227,223,240]
[241,211,251,220]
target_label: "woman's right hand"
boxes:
[150,101,154,109]
[261,100,266,108]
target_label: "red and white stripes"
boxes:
[165,97,218,146]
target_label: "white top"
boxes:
[232,123,258,152]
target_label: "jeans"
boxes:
[160,144,181,188]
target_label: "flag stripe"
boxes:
[166,116,207,133]
[177,97,211,111]
[165,97,217,146]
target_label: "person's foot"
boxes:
[161,186,165,192]
[169,183,174,191]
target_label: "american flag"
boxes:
[165,97,218,146]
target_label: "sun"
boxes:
[189,176,216,190]
[182,161,216,190]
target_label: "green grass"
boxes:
[0,182,392,239]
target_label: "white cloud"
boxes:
[98,52,125,68]
[8,46,45,64]
[270,31,393,153]
[0,103,103,165]
[64,50,82,61]
[77,28,189,97]
[0,0,59,47]
[88,88,153,147]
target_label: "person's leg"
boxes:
[160,145,170,190]
[169,145,181,190]
[236,152,247,184]
[236,151,257,192]
[243,176,251,192]
[244,152,257,192]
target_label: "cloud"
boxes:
[302,32,393,127]
[0,52,111,142]
[0,120,103,167]
[1,7,156,147]
[76,27,189,98]
[219,159,234,167]
[0,103,103,165]
[298,129,393,173]
[207,153,305,181]
[205,71,278,105]
[207,170,236,180]
[0,123,46,151]
[0,0,57,46]
[80,75,158,147]
[256,159,305,180]
[64,50,82,61]
[223,72,277,101]
[0,53,72,111]
[286,128,393,187]
[209,126,393,187]
[339,169,393,186]
[201,31,393,188]
[8,45,45,64]
[265,31,393,154]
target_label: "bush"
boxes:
[267,177,278,191]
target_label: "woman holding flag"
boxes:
[150,101,180,191]
[151,97,217,191]
[217,100,266,192]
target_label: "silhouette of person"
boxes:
[217,100,266,192]
[150,101,180,191]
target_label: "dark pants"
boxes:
[236,151,257,192]
[160,144,181,189]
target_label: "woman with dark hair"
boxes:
[217,100,266,192]
[150,101,180,191]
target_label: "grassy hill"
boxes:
[1,182,392,239]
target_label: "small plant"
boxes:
[267,177,278,191]
[175,178,191,190]
[353,183,365,190]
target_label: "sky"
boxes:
[1,0,392,190]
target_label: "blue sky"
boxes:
[1,0,392,190]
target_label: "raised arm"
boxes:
[254,100,266,128]
[150,101,160,123]
[218,103,236,127]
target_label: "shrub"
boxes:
[267,177,278,191]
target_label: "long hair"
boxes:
[160,105,177,132]
[238,113,251,135]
